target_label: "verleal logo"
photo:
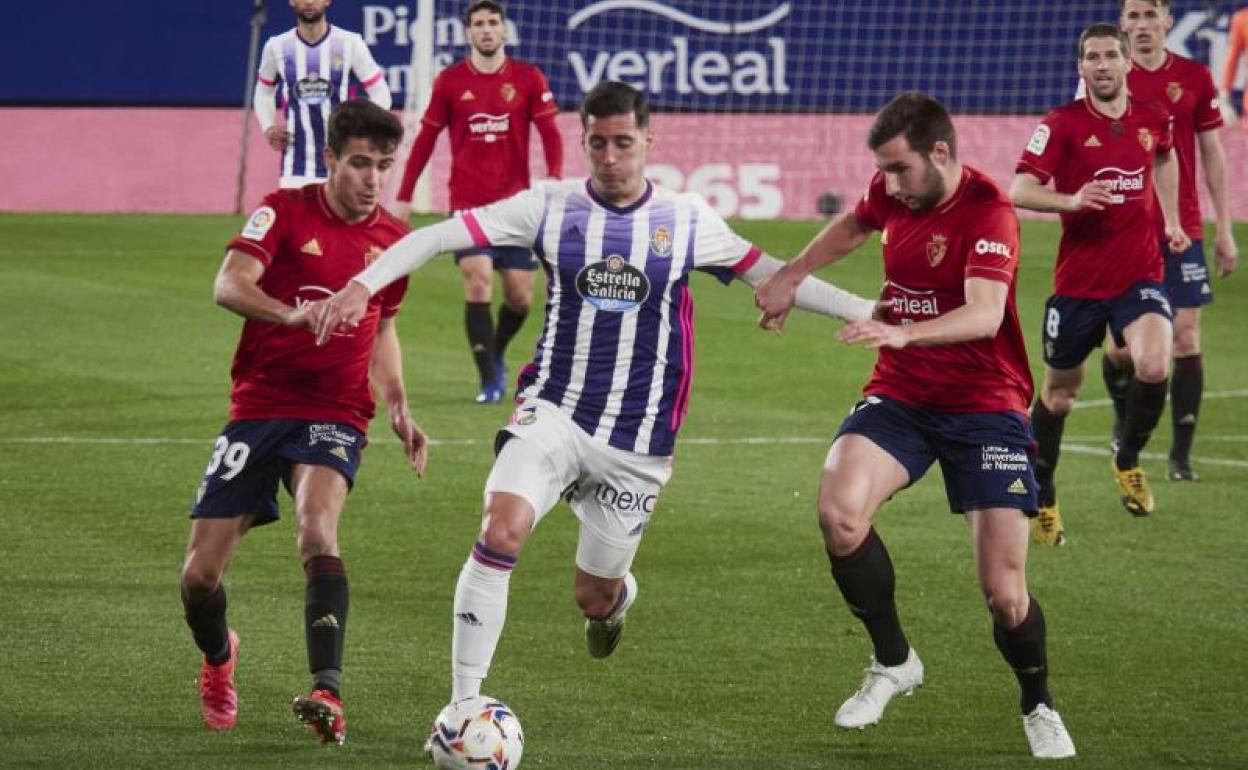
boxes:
[1093,165,1145,204]
[566,1,792,97]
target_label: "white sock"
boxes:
[451,545,514,701]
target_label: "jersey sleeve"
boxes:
[1015,110,1064,184]
[851,173,887,232]
[460,186,546,250]
[1193,66,1225,132]
[349,33,386,90]
[962,203,1021,285]
[527,66,559,120]
[421,71,452,130]
[376,276,410,318]
[689,195,762,285]
[227,191,289,266]
[257,37,279,86]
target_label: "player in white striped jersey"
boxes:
[314,82,874,710]
[253,0,392,188]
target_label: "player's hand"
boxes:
[755,269,800,333]
[1068,181,1114,212]
[389,403,429,477]
[284,300,320,331]
[1165,224,1192,256]
[315,282,370,346]
[870,299,893,322]
[838,318,910,350]
[264,126,291,151]
[1214,228,1239,278]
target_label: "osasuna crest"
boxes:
[500,83,516,102]
[649,225,672,257]
[1138,128,1154,152]
[1166,82,1183,103]
[926,233,948,267]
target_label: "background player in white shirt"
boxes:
[314,81,874,721]
[253,0,392,188]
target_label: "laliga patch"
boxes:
[241,206,276,241]
[1026,124,1050,156]
[576,255,651,312]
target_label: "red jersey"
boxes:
[225,185,410,433]
[853,167,1033,415]
[1017,97,1173,299]
[399,58,558,210]
[1128,53,1223,240]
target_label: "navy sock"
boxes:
[305,555,348,697]
[183,584,230,665]
[465,302,496,388]
[992,597,1053,715]
[829,528,909,667]
[1170,355,1203,462]
[1117,378,1168,469]
[1030,399,1066,507]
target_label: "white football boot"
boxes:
[834,648,924,729]
[1023,704,1076,759]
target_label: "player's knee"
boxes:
[985,585,1029,629]
[503,294,531,314]
[816,498,870,553]
[479,512,530,557]
[296,523,338,562]
[180,561,223,599]
[1172,326,1200,357]
[1041,388,1077,415]
[574,581,621,619]
[1133,356,1169,384]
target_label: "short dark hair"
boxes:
[867,91,956,160]
[326,99,403,156]
[1079,23,1130,58]
[579,81,650,130]
[1120,0,1169,10]
[464,0,506,23]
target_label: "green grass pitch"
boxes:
[1,212,1245,768]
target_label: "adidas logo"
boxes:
[456,612,482,627]
[312,613,339,629]
[1177,413,1197,426]
[460,89,475,101]
[627,521,647,537]
[330,446,349,461]
[301,238,323,256]
[1084,135,1102,147]
[1008,477,1028,495]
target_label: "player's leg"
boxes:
[183,421,285,730]
[1031,364,1084,545]
[452,417,578,701]
[1100,334,1134,452]
[494,252,536,394]
[181,517,250,731]
[458,251,501,403]
[965,508,1074,758]
[1169,307,1203,480]
[571,440,671,659]
[1111,288,1173,515]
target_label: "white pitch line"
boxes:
[1062,442,1248,469]
[1066,435,1248,444]
[1073,388,1248,409]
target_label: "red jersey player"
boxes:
[1012,24,1188,545]
[756,92,1075,759]
[394,0,563,404]
[179,100,428,746]
[1100,0,1238,483]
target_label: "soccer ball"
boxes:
[428,696,524,770]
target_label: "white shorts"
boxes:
[485,399,673,579]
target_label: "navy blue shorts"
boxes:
[1163,240,1213,308]
[835,396,1039,516]
[189,420,366,526]
[1041,281,1173,369]
[453,245,536,270]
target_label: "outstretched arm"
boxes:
[1009,172,1113,214]
[370,317,428,476]
[739,254,874,323]
[753,210,873,331]
[314,217,476,343]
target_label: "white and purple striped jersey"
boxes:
[462,179,762,457]
[256,25,390,183]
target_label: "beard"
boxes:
[297,9,326,24]
[907,160,946,212]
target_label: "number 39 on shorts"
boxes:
[1045,307,1061,340]
[205,436,251,480]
